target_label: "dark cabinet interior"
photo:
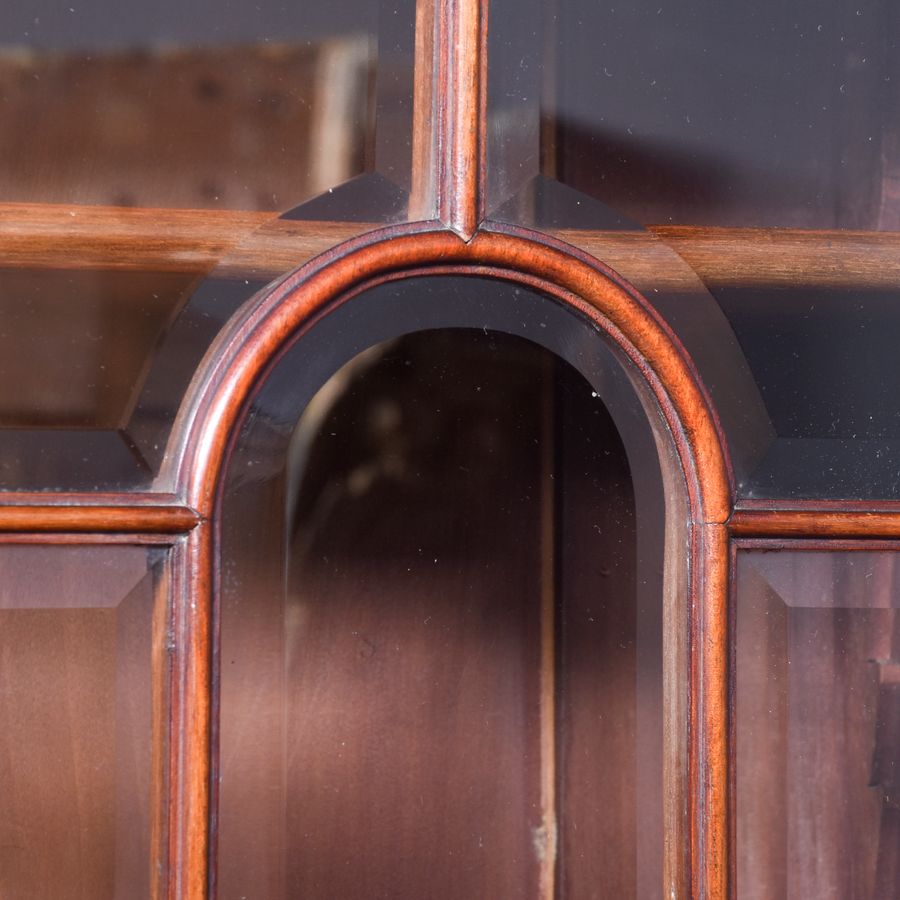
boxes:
[217,321,669,897]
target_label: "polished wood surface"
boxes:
[170,223,732,524]
[560,224,900,293]
[6,211,900,900]
[216,334,549,897]
[731,502,900,539]
[537,359,558,900]
[4,1,899,898]
[438,0,487,236]
[694,523,730,900]
[8,490,900,541]
[163,218,732,899]
[554,370,645,898]
[276,335,544,898]
[5,201,900,293]
[0,203,365,276]
[167,528,212,900]
[649,224,900,291]
[0,498,199,533]
[410,0,437,219]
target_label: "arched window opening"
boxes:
[215,276,691,899]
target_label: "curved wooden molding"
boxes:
[0,494,199,534]
[171,222,733,524]
[438,0,488,236]
[731,500,900,539]
[166,219,734,900]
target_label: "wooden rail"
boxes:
[2,203,900,290]
[557,224,900,292]
[648,224,900,291]
[0,494,199,533]
[0,203,369,278]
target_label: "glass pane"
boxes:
[2,2,387,211]
[487,0,900,500]
[218,279,683,898]
[736,550,900,897]
[489,0,894,229]
[0,0,427,491]
[0,544,169,899]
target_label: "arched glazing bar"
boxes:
[167,224,732,899]
[2,3,900,900]
[486,0,900,503]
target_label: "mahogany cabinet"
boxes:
[1,1,899,897]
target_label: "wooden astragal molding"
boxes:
[7,201,900,291]
[169,221,733,523]
[733,536,900,553]
[434,0,488,237]
[6,486,900,546]
[0,493,199,533]
[166,217,734,899]
[730,499,900,540]
[7,486,900,543]
[166,526,213,900]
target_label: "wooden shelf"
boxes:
[2,203,900,291]
[0,203,370,279]
[554,225,900,292]
[648,224,900,291]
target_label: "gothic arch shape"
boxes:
[164,221,733,900]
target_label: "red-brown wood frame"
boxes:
[3,0,900,897]
[162,218,731,899]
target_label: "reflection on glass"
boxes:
[0,1,427,490]
[0,544,168,900]
[489,0,897,230]
[0,3,378,210]
[736,550,900,898]
[219,330,667,897]
[487,0,900,499]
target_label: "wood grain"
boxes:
[650,224,900,291]
[0,40,368,213]
[438,0,488,236]
[167,528,211,900]
[693,523,730,900]
[555,368,644,898]
[170,222,732,525]
[556,224,900,293]
[0,499,198,534]
[5,202,900,293]
[0,203,366,276]
[0,217,740,898]
[731,502,900,539]
[169,221,732,900]
[7,491,900,541]
[150,560,170,900]
[538,356,557,900]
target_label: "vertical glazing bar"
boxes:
[409,0,486,232]
[694,523,730,900]
[168,528,212,900]
[151,559,173,900]
[439,0,488,236]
